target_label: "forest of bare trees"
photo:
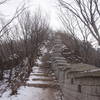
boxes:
[58,0,100,45]
[0,0,50,95]
[1,0,100,97]
[57,0,100,67]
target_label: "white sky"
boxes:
[0,0,64,30]
[0,0,99,48]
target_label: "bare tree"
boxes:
[17,10,49,59]
[0,2,27,39]
[0,0,8,5]
[59,0,100,45]
[58,5,96,64]
[0,3,50,94]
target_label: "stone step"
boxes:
[33,67,48,70]
[31,73,49,77]
[32,71,46,73]
[31,69,49,74]
[32,78,53,81]
[53,57,66,60]
[26,82,54,88]
[29,75,50,79]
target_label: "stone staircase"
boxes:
[26,66,57,88]
[23,66,63,100]
[50,34,100,100]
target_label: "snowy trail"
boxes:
[1,66,61,100]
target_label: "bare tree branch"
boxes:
[58,0,100,45]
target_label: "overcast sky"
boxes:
[0,0,64,30]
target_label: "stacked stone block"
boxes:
[51,34,100,100]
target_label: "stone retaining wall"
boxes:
[51,57,100,100]
[51,34,100,100]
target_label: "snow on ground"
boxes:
[0,86,45,100]
[40,45,48,55]
[36,59,42,65]
[0,65,58,100]
[0,70,11,97]
[0,80,8,97]
[1,85,62,100]
[89,68,100,72]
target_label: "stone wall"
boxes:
[51,34,100,100]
